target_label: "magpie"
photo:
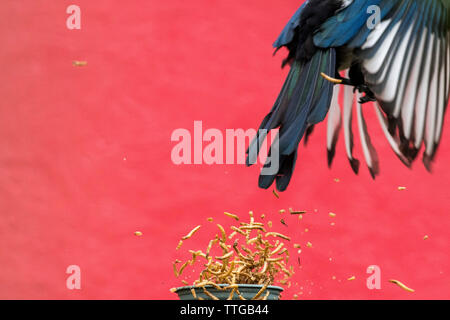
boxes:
[247,0,450,191]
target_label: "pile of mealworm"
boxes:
[172,211,294,300]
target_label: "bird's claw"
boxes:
[321,73,377,104]
[354,84,376,104]
[358,95,377,104]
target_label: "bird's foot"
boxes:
[321,73,376,104]
[353,84,376,104]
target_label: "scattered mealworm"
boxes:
[72,60,87,67]
[224,212,240,221]
[227,287,236,300]
[173,212,293,299]
[262,290,270,300]
[329,212,336,217]
[240,225,266,232]
[173,262,179,277]
[231,226,247,236]
[182,225,202,240]
[265,232,291,241]
[216,251,234,260]
[289,208,307,215]
[176,240,183,250]
[134,231,143,236]
[178,261,189,276]
[217,224,227,243]
[202,287,219,300]
[273,190,280,199]
[228,231,237,240]
[347,276,356,281]
[398,186,407,191]
[270,243,284,255]
[389,279,415,292]
[252,281,270,300]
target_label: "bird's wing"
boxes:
[273,0,355,50]
[317,0,450,172]
[272,1,308,49]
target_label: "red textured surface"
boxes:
[0,0,449,300]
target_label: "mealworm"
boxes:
[389,279,415,292]
[182,225,202,240]
[228,231,237,240]
[72,60,87,66]
[178,261,189,276]
[252,281,269,300]
[231,226,247,235]
[173,262,179,277]
[216,251,234,260]
[224,212,240,221]
[289,208,307,215]
[265,232,291,241]
[227,287,236,300]
[270,243,284,256]
[273,190,280,199]
[217,224,227,243]
[202,287,219,300]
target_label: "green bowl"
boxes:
[175,284,283,300]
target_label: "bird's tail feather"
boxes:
[247,49,336,191]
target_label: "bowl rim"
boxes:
[174,284,284,293]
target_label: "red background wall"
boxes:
[0,0,448,299]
